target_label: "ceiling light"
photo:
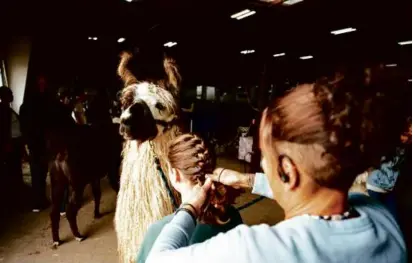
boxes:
[236,10,256,20]
[331,27,357,35]
[125,0,133,2]
[283,0,303,6]
[273,52,286,57]
[300,55,313,60]
[117,38,126,43]
[164,42,177,48]
[93,37,98,40]
[241,50,255,54]
[88,37,92,40]
[408,79,412,82]
[385,64,397,67]
[398,40,412,46]
[231,9,251,19]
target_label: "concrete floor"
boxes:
[0,157,284,263]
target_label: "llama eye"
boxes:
[155,103,165,111]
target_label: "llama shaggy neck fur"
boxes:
[115,125,181,263]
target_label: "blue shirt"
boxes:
[367,150,404,192]
[147,173,406,263]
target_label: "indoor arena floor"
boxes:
[0,157,284,263]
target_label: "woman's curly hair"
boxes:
[260,66,409,190]
[168,134,241,225]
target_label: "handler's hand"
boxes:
[206,168,252,189]
[181,178,213,217]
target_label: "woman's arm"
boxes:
[146,211,246,263]
[252,173,274,199]
[207,169,274,199]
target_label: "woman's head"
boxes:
[168,134,240,224]
[259,71,406,209]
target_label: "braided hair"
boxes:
[168,134,241,225]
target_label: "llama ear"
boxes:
[118,52,138,87]
[163,57,181,97]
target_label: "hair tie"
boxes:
[218,168,226,183]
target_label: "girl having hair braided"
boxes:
[137,134,242,263]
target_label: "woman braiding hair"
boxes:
[145,69,407,263]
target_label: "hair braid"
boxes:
[168,134,241,224]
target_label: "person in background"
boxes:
[366,117,412,220]
[20,75,52,212]
[71,93,87,125]
[137,134,242,263]
[146,74,406,263]
[0,86,24,186]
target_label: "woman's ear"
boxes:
[279,155,299,190]
[169,168,181,184]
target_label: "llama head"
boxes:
[117,49,181,142]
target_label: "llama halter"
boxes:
[150,141,179,210]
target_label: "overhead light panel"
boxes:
[408,79,412,82]
[93,37,98,40]
[125,0,133,2]
[231,9,251,18]
[231,9,256,20]
[117,38,126,43]
[283,0,303,6]
[236,10,256,20]
[398,40,412,46]
[300,55,313,60]
[164,42,177,48]
[88,36,98,41]
[385,64,397,67]
[331,27,357,35]
[273,52,286,57]
[241,50,255,54]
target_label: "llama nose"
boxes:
[119,101,158,141]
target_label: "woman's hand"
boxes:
[206,168,253,189]
[180,178,213,217]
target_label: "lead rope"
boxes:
[150,141,179,211]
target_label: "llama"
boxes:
[114,49,182,263]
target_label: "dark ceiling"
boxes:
[3,0,412,89]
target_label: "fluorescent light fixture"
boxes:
[408,79,412,82]
[117,38,126,43]
[385,64,397,67]
[241,50,255,54]
[231,9,251,19]
[273,52,286,57]
[88,37,92,40]
[93,37,98,40]
[300,55,313,60]
[125,0,133,2]
[398,40,412,45]
[236,10,256,20]
[331,27,357,35]
[283,0,303,6]
[164,42,177,47]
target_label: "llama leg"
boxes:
[66,185,85,241]
[91,179,102,219]
[50,163,66,248]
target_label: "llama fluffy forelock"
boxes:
[132,82,177,122]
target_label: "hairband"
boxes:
[218,168,226,183]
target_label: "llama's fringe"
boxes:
[115,126,180,263]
